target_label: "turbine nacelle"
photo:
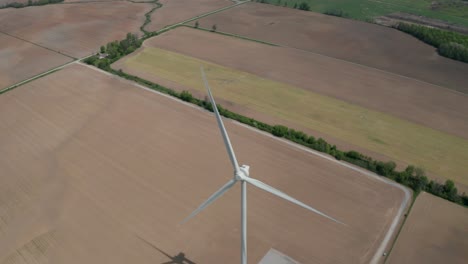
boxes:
[236,165,250,181]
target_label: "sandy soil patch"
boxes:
[387,192,468,264]
[191,2,468,93]
[145,0,232,32]
[0,63,405,264]
[0,32,72,89]
[0,1,153,58]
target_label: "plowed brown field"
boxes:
[0,32,72,89]
[145,0,232,32]
[139,27,468,140]
[0,63,406,264]
[0,1,153,58]
[190,2,468,93]
[387,192,468,264]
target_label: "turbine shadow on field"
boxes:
[136,235,196,264]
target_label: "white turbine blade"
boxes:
[181,178,237,224]
[244,177,345,225]
[201,66,240,172]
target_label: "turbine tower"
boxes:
[182,67,345,264]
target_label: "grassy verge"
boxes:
[0,68,63,94]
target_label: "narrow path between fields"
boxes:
[0,30,75,59]
[0,59,77,94]
[155,0,249,34]
[79,61,412,264]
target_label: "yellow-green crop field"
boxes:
[120,47,468,186]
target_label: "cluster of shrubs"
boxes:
[323,9,350,18]
[255,0,310,11]
[84,33,142,70]
[1,0,63,9]
[85,34,468,207]
[396,23,468,63]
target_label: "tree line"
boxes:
[84,33,142,70]
[396,22,468,63]
[85,33,468,208]
[0,0,63,9]
[255,0,311,11]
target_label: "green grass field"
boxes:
[262,0,468,27]
[121,47,468,186]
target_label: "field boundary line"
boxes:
[183,25,279,46]
[0,30,76,59]
[155,0,249,34]
[0,54,95,94]
[80,61,412,264]
[282,44,467,96]
[172,23,467,96]
[0,60,75,94]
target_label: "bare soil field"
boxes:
[387,192,468,264]
[145,0,232,32]
[0,1,153,58]
[190,2,468,93]
[0,63,406,264]
[0,33,72,89]
[140,27,468,141]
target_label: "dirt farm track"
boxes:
[0,64,407,264]
[387,192,468,264]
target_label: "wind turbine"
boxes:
[182,67,345,264]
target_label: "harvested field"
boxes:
[190,2,468,93]
[0,32,72,89]
[145,0,232,32]
[0,1,153,58]
[113,34,468,189]
[0,63,406,264]
[387,192,468,264]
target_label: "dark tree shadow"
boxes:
[136,235,196,264]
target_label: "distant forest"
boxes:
[397,23,468,63]
[0,0,63,9]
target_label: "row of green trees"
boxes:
[83,36,468,207]
[255,0,310,11]
[323,9,350,18]
[84,33,142,70]
[396,23,468,63]
[0,0,63,9]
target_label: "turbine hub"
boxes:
[236,165,250,181]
